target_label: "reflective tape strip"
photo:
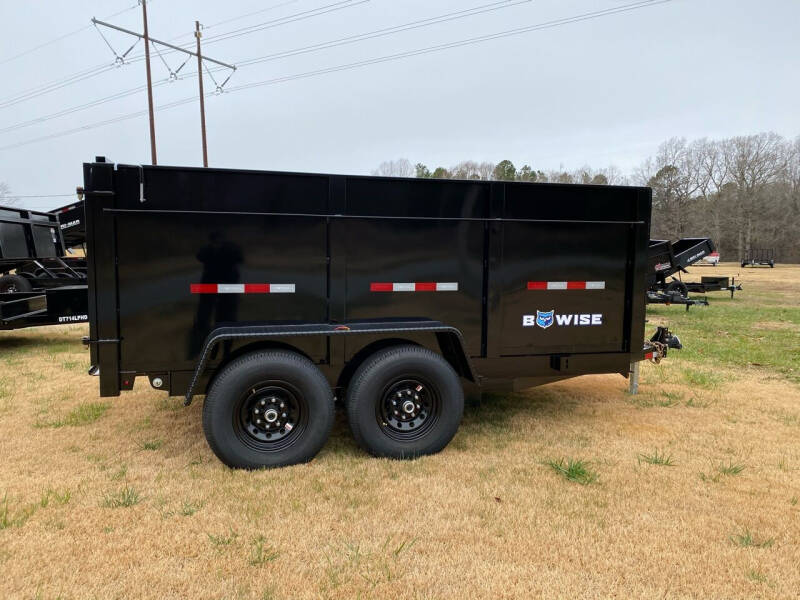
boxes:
[268,284,295,294]
[370,281,459,292]
[527,281,605,290]
[644,352,654,360]
[393,282,416,292]
[217,283,244,294]
[190,283,295,294]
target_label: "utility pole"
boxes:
[92,13,235,168]
[195,21,208,168]
[141,0,157,165]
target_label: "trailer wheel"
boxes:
[346,345,463,459]
[666,281,688,297]
[0,274,32,293]
[201,351,334,469]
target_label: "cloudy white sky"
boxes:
[0,0,798,209]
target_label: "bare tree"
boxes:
[451,161,482,180]
[372,159,415,178]
[476,162,495,181]
[723,132,788,257]
[0,181,14,206]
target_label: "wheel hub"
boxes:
[240,387,299,444]
[380,379,436,436]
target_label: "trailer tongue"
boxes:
[82,158,674,468]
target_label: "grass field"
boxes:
[1,263,799,599]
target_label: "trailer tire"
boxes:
[666,280,688,297]
[0,274,32,293]
[346,345,463,459]
[201,351,334,469]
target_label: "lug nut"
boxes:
[260,400,266,406]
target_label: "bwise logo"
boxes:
[523,310,603,328]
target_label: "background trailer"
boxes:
[0,205,87,330]
[82,158,677,468]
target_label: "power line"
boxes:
[0,2,141,67]
[205,0,307,30]
[3,193,75,198]
[0,0,523,133]
[0,64,118,110]
[0,0,362,111]
[0,0,673,152]
[201,0,369,45]
[228,1,674,92]
[126,0,371,63]
[237,0,531,68]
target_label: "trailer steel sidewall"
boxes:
[201,351,334,469]
[346,346,464,459]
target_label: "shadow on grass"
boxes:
[0,336,41,352]
[461,387,574,435]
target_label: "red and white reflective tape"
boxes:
[644,351,654,360]
[190,283,295,294]
[527,281,605,290]
[370,282,459,292]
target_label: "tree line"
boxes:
[374,132,800,263]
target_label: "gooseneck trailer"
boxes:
[83,158,677,468]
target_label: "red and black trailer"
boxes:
[82,158,678,468]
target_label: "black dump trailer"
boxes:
[0,204,86,292]
[83,158,678,468]
[645,237,732,307]
[0,205,87,330]
[53,199,86,250]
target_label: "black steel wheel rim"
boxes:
[376,377,441,442]
[234,381,308,452]
[1,283,17,293]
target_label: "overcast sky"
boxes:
[0,0,798,210]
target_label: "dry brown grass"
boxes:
[1,265,799,599]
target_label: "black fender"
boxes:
[184,319,476,405]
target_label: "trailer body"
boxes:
[53,200,86,249]
[0,204,86,293]
[0,285,88,330]
[647,237,715,289]
[82,159,672,467]
[742,248,776,267]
